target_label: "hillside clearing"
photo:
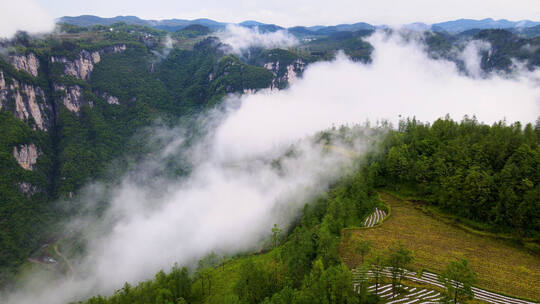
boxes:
[340,192,540,301]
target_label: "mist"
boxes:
[216,24,298,55]
[0,0,55,38]
[151,35,174,61]
[3,31,539,304]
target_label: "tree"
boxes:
[438,259,477,304]
[234,259,277,303]
[355,240,372,265]
[386,241,413,297]
[272,224,282,248]
[368,251,386,294]
[386,145,410,186]
[195,258,214,296]
[355,264,371,303]
[304,261,359,304]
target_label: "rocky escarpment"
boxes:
[264,58,306,89]
[54,84,86,113]
[0,71,52,130]
[9,53,40,77]
[49,45,127,112]
[13,143,40,170]
[101,92,120,105]
[50,44,126,81]
[18,182,39,197]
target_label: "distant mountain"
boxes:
[312,22,375,34]
[59,15,152,27]
[431,18,540,33]
[58,15,540,37]
[58,15,227,31]
[511,24,540,38]
[403,22,430,31]
[239,21,284,33]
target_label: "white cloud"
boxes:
[0,0,55,38]
[216,24,298,55]
[4,31,539,304]
[459,40,492,78]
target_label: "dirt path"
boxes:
[27,257,50,266]
[54,244,75,276]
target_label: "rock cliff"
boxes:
[50,44,126,81]
[12,143,40,170]
[0,71,52,130]
[264,58,306,89]
[9,53,40,77]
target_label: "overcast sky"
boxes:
[34,0,540,26]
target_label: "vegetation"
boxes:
[2,20,540,303]
[386,241,414,296]
[439,259,477,304]
[370,117,540,239]
[76,168,380,304]
[0,23,285,282]
[0,111,54,282]
[341,192,540,300]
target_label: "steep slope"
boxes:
[0,23,291,283]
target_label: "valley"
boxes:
[0,9,539,304]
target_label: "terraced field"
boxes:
[352,267,537,304]
[366,283,443,304]
[341,192,540,301]
[364,207,387,227]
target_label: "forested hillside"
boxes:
[369,117,540,238]
[73,118,540,304]
[0,22,299,283]
[77,158,381,304]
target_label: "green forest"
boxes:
[371,117,540,238]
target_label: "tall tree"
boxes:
[438,259,477,304]
[368,251,386,294]
[355,240,372,265]
[386,241,413,297]
[354,264,371,303]
[272,224,282,248]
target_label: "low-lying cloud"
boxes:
[4,31,539,304]
[0,0,55,38]
[458,40,491,78]
[217,24,298,55]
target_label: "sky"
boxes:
[32,0,540,26]
[2,0,539,38]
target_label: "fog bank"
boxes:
[0,0,55,38]
[216,24,298,55]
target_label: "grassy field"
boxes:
[191,248,283,304]
[340,192,540,301]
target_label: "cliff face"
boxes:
[264,58,306,89]
[54,84,85,113]
[12,144,40,170]
[48,45,127,111]
[0,71,52,131]
[9,53,40,77]
[50,44,126,81]
[0,44,129,177]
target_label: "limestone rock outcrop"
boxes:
[9,53,40,77]
[13,144,40,170]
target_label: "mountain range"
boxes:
[58,15,540,35]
